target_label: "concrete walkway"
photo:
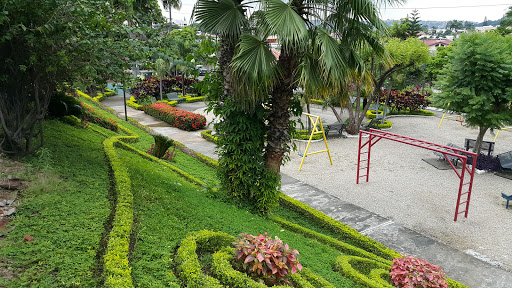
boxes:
[102,94,512,288]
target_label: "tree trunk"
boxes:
[473,126,488,154]
[329,105,343,123]
[264,46,298,173]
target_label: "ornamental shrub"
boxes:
[380,86,431,113]
[389,256,448,288]
[143,102,206,131]
[232,232,302,285]
[129,76,197,102]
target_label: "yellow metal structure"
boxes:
[438,112,463,128]
[494,126,512,142]
[298,113,333,171]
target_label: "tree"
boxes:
[195,0,398,212]
[446,20,464,31]
[344,37,430,134]
[497,6,512,35]
[426,45,453,83]
[161,0,182,25]
[0,0,159,155]
[463,21,475,31]
[389,17,411,40]
[434,33,512,153]
[407,9,422,37]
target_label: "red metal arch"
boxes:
[356,129,478,222]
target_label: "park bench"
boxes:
[502,193,512,209]
[325,122,347,137]
[433,143,465,166]
[464,138,495,156]
[497,151,512,170]
[166,92,184,103]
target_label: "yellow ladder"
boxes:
[298,113,333,171]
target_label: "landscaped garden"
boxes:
[0,93,468,287]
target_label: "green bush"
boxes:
[201,130,218,144]
[334,255,393,288]
[186,96,205,103]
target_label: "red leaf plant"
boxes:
[389,256,448,288]
[232,232,302,285]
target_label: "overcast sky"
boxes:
[160,0,511,24]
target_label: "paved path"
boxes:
[102,94,512,287]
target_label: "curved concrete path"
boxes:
[102,94,512,288]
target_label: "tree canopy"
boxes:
[434,32,512,152]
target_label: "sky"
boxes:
[159,0,511,25]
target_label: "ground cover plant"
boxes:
[0,96,468,288]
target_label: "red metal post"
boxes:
[357,131,362,184]
[454,156,467,222]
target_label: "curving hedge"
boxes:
[186,96,205,103]
[201,129,218,144]
[278,194,400,260]
[334,255,393,288]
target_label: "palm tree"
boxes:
[161,0,182,26]
[195,0,402,210]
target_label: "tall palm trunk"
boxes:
[264,46,298,173]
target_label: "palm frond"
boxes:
[230,33,280,110]
[194,0,249,40]
[263,0,307,49]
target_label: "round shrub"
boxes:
[232,232,302,285]
[389,256,448,288]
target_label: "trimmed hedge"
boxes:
[81,102,119,132]
[175,230,233,287]
[278,194,401,260]
[334,255,393,288]
[186,96,205,103]
[143,102,206,131]
[126,97,144,110]
[364,119,392,129]
[89,124,138,288]
[292,130,323,141]
[201,130,218,144]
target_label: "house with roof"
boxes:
[421,39,452,53]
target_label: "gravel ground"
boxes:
[281,112,512,271]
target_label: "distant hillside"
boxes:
[383,19,504,29]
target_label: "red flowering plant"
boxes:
[146,144,178,162]
[143,102,206,131]
[380,86,431,113]
[80,102,119,132]
[232,232,302,285]
[389,256,448,288]
[129,76,198,102]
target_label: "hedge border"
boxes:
[201,130,218,144]
[277,194,401,260]
[175,230,233,287]
[186,96,205,103]
[333,255,393,288]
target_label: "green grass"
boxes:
[120,148,361,287]
[0,120,111,287]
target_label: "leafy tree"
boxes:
[195,0,397,212]
[434,33,512,153]
[161,0,182,25]
[0,0,158,155]
[426,45,453,83]
[344,37,430,134]
[497,6,512,35]
[463,21,475,31]
[389,18,411,40]
[446,20,464,30]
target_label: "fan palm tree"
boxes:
[162,0,182,26]
[197,0,403,174]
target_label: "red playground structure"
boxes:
[356,129,478,222]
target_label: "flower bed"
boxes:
[81,102,119,132]
[143,102,206,131]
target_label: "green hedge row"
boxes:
[186,96,205,103]
[175,230,233,287]
[278,194,401,260]
[76,88,115,102]
[96,125,138,288]
[334,255,393,288]
[201,130,218,144]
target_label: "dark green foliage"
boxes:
[212,98,280,213]
[434,33,512,152]
[47,92,83,118]
[151,134,174,158]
